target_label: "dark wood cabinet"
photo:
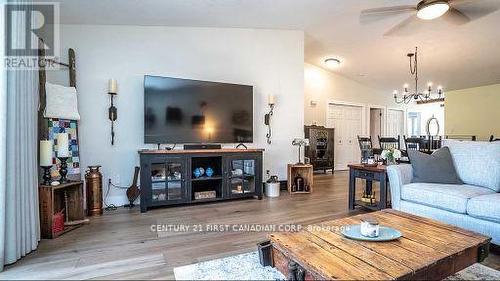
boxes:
[304,125,335,173]
[139,149,263,212]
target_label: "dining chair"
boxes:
[431,136,442,150]
[404,136,425,152]
[357,136,373,150]
[445,135,477,141]
[378,136,401,150]
[357,136,378,161]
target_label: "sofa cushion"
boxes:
[408,147,463,184]
[444,140,500,192]
[467,193,500,223]
[401,183,494,214]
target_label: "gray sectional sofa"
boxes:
[387,140,500,245]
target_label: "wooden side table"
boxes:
[348,164,388,210]
[39,181,87,239]
[287,164,313,194]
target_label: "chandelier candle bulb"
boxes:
[57,133,70,158]
[40,140,53,166]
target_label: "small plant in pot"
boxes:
[381,148,402,165]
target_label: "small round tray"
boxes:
[341,225,402,242]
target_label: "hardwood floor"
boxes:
[1,171,498,280]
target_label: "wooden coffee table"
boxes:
[269,210,491,280]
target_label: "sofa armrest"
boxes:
[387,164,413,210]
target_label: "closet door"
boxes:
[387,109,405,146]
[349,106,363,166]
[327,103,363,170]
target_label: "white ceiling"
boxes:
[42,0,500,93]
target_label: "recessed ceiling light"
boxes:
[324,58,341,68]
[417,0,450,20]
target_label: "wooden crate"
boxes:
[287,164,313,194]
[39,181,86,239]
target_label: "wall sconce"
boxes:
[108,79,118,145]
[264,95,275,144]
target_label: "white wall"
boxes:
[55,25,304,205]
[304,63,400,135]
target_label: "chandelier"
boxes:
[393,47,443,104]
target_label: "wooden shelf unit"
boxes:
[287,164,313,194]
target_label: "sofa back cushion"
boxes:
[444,140,500,192]
[408,147,463,184]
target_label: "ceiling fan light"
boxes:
[417,1,450,20]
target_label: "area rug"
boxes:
[174,251,500,280]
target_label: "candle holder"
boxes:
[41,165,52,185]
[264,103,275,144]
[108,92,117,145]
[58,157,69,183]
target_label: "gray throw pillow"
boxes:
[409,147,463,184]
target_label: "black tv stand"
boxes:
[184,144,221,150]
[138,148,263,212]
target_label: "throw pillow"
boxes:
[44,82,81,120]
[444,140,500,192]
[409,147,463,184]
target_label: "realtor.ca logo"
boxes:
[4,2,60,69]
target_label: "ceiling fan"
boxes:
[360,0,500,36]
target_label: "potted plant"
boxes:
[381,148,402,165]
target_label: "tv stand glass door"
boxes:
[149,156,187,205]
[226,156,258,198]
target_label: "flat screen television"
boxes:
[144,75,253,144]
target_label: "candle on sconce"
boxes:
[108,79,118,94]
[57,133,70,158]
[40,140,53,166]
[268,94,275,105]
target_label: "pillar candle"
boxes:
[57,133,70,157]
[40,140,53,166]
[268,94,275,105]
[108,79,118,94]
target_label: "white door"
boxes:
[370,108,383,147]
[387,109,405,145]
[327,103,363,170]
